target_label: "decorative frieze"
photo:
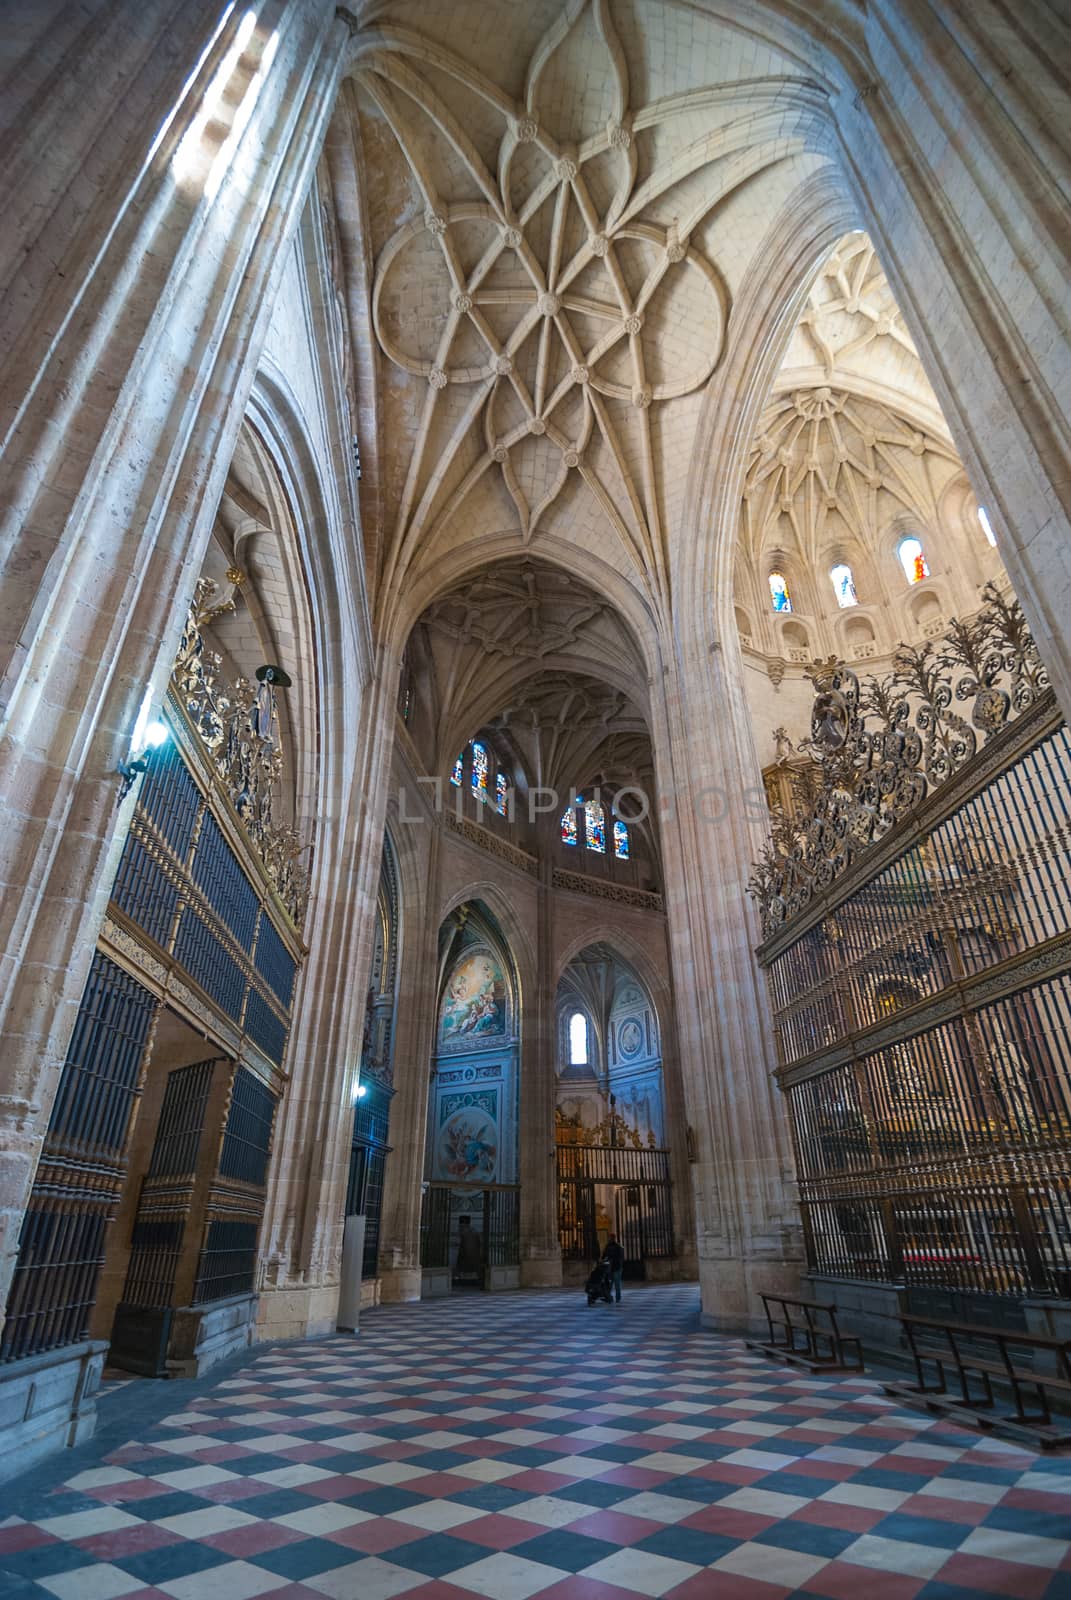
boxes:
[443,810,539,876]
[551,868,663,912]
[173,580,310,924]
[749,585,1050,940]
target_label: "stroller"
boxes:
[585,1257,614,1306]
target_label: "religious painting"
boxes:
[436,1089,498,1182]
[440,950,507,1042]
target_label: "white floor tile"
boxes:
[839,1532,952,1579]
[444,1551,565,1599]
[579,1548,702,1596]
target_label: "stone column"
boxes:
[377,797,440,1303]
[0,0,346,1330]
[255,663,400,1338]
[649,645,802,1332]
[840,2,1071,712]
[518,861,563,1287]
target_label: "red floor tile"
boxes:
[453,1512,548,1549]
[667,1574,792,1599]
[200,1521,308,1556]
[680,1504,776,1539]
[566,1509,664,1544]
[936,1552,1052,1597]
[800,1562,926,1598]
[323,1517,421,1554]
[0,1524,56,1553]
[790,1499,885,1532]
[76,1524,183,1559]
[898,1491,992,1524]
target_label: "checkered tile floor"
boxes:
[3,1285,1071,1599]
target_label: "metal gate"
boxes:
[420,1184,520,1286]
[557,1143,674,1275]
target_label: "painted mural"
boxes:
[435,1089,498,1182]
[440,950,506,1042]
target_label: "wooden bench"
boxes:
[747,1294,864,1374]
[881,1313,1071,1451]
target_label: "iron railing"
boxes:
[0,954,158,1361]
[758,689,1071,1303]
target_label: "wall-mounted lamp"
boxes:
[117,713,170,803]
[353,1082,368,1101]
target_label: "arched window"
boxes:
[585,798,606,853]
[830,563,857,607]
[898,536,929,584]
[569,1011,589,1065]
[561,803,578,845]
[613,819,630,859]
[470,740,489,801]
[452,741,510,806]
[978,506,997,547]
[768,571,792,612]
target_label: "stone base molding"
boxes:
[0,1340,108,1483]
[167,1294,260,1380]
[255,1282,341,1345]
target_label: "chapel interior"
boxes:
[2,1,1071,1592]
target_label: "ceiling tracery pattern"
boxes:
[348,0,828,615]
[741,386,961,575]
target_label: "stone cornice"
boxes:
[552,867,664,913]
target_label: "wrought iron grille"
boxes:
[346,1080,393,1279]
[243,986,288,1066]
[218,1069,276,1187]
[419,1185,520,1273]
[556,1143,673,1263]
[110,702,303,1079]
[1,954,157,1361]
[172,910,246,1021]
[759,680,1071,1302]
[147,1059,215,1178]
[111,834,180,949]
[192,1219,259,1303]
[254,916,296,1008]
[122,1216,185,1308]
[137,738,201,859]
[191,809,260,952]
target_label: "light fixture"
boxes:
[117,700,170,803]
[353,1083,367,1101]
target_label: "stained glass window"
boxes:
[471,741,489,801]
[613,819,629,859]
[450,754,463,787]
[569,1011,588,1065]
[898,536,929,584]
[495,772,508,816]
[978,506,997,547]
[830,563,857,607]
[585,799,606,853]
[561,804,578,845]
[768,571,792,612]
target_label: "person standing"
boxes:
[603,1234,625,1303]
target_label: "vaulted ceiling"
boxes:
[403,557,652,789]
[336,0,834,635]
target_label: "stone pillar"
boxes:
[518,861,563,1288]
[255,664,399,1338]
[650,646,802,1332]
[377,801,440,1303]
[840,2,1071,712]
[0,0,345,1333]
